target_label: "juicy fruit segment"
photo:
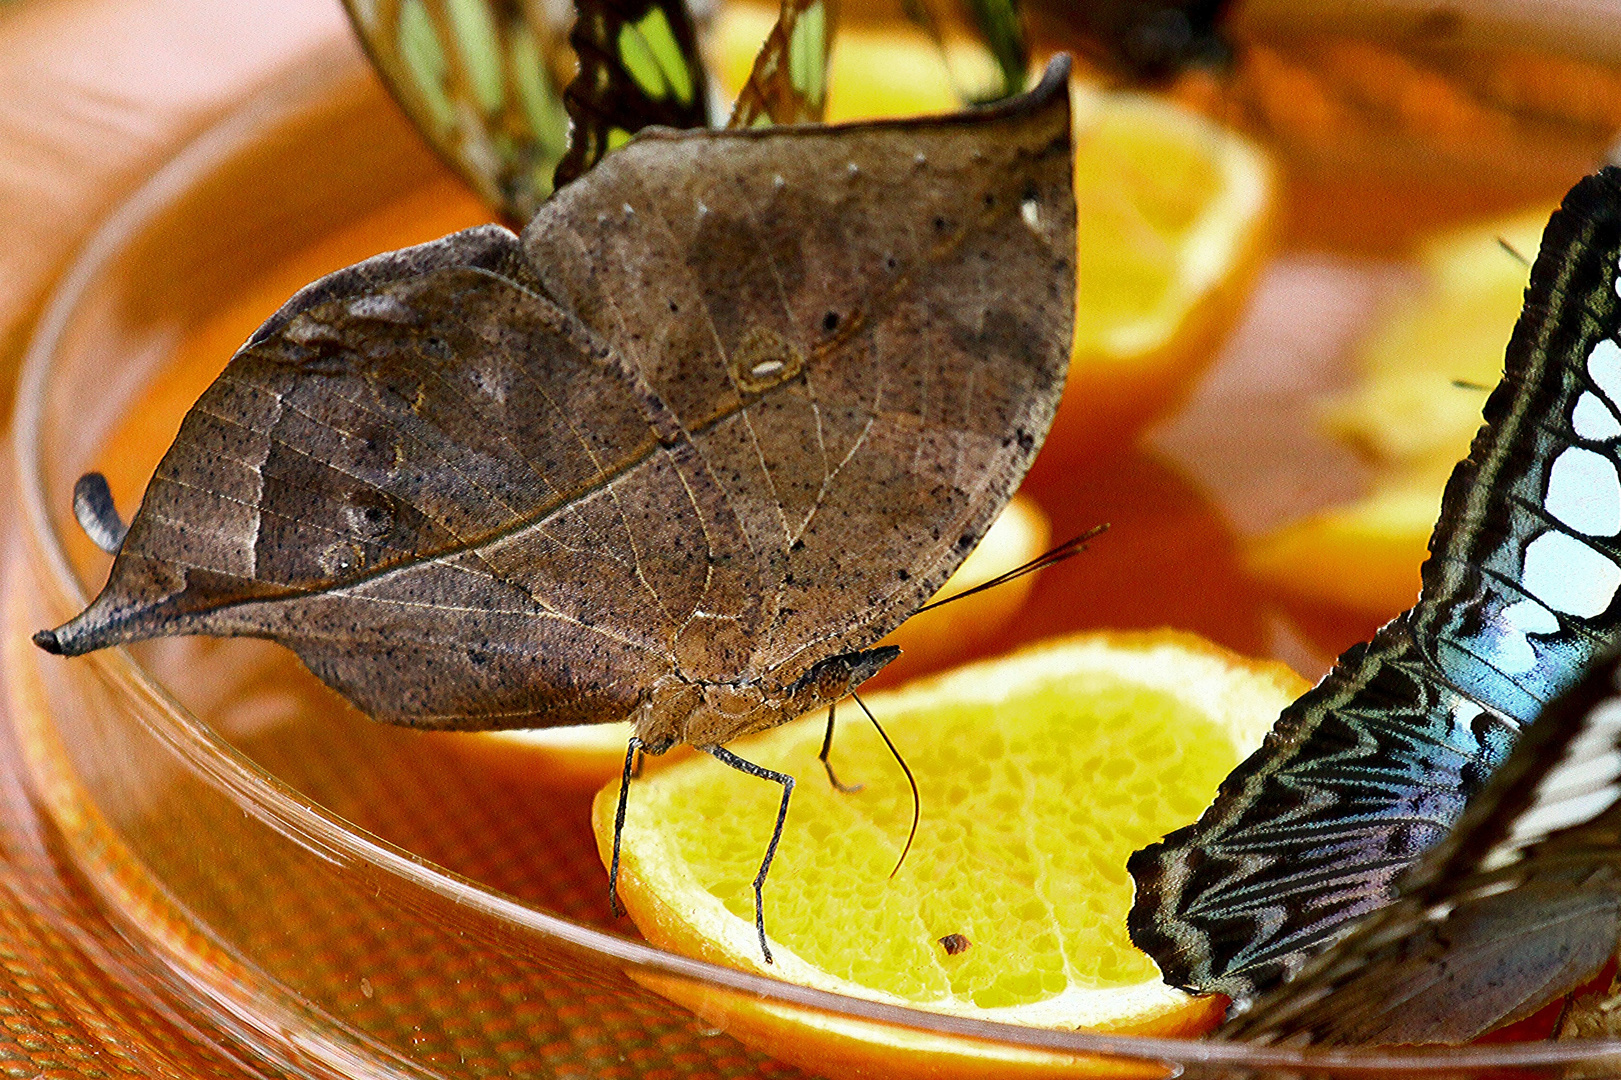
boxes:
[1248,209,1548,616]
[595,631,1308,1050]
[654,680,1220,1004]
[486,494,1049,786]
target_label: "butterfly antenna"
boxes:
[73,472,127,554]
[1452,379,1491,391]
[852,692,919,877]
[915,523,1107,615]
[1497,236,1531,266]
[608,736,642,918]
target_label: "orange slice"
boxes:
[1249,208,1548,616]
[593,630,1308,1078]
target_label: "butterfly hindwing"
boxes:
[553,0,712,189]
[342,0,572,224]
[1220,651,1621,1045]
[1129,168,1621,1003]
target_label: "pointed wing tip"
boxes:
[1033,53,1072,97]
[31,628,64,655]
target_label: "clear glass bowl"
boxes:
[8,35,1621,1080]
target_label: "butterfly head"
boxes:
[635,646,899,752]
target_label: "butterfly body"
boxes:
[1131,168,1621,1004]
[35,64,1077,756]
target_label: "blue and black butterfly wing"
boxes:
[1129,167,1621,1003]
[1220,651,1621,1046]
[553,0,713,189]
[342,0,572,224]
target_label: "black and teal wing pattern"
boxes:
[1129,168,1621,1004]
[553,0,712,188]
[1221,649,1621,1045]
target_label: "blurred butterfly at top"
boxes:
[1130,166,1621,1014]
[341,0,839,223]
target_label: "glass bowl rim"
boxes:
[12,40,1621,1076]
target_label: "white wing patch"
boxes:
[1573,391,1621,441]
[1545,447,1621,536]
[1523,530,1621,617]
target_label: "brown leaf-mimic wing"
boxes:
[727,0,837,129]
[1220,652,1621,1046]
[38,60,1076,735]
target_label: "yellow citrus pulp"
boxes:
[1247,208,1549,616]
[593,631,1308,1078]
[482,493,1049,788]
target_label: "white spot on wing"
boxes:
[1574,391,1621,441]
[1590,339,1621,409]
[1546,446,1621,536]
[1503,597,1561,635]
[1490,598,1561,674]
[1523,530,1621,616]
[1021,197,1041,229]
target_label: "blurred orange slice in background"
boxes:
[1247,207,1548,618]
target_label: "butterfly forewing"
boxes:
[553,0,712,189]
[1129,168,1621,1002]
[523,65,1075,688]
[1220,652,1621,1045]
[37,63,1076,737]
[343,0,572,223]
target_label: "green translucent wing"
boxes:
[958,0,1026,100]
[900,0,1027,103]
[342,0,573,224]
[553,0,713,189]
[727,0,839,129]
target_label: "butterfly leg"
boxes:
[608,735,643,918]
[818,702,863,793]
[704,744,794,965]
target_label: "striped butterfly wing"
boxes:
[1220,651,1621,1046]
[553,0,712,188]
[727,0,837,128]
[342,0,572,224]
[1129,167,1621,1003]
